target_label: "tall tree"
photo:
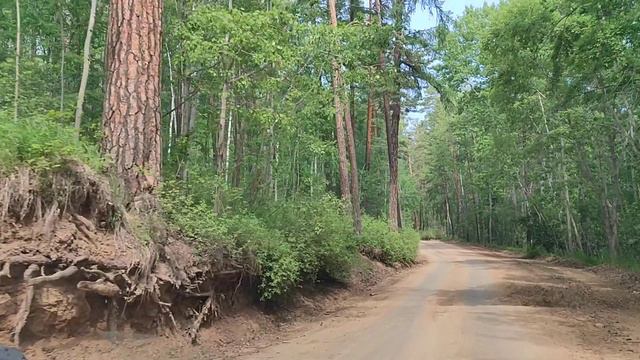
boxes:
[386,0,403,231]
[102,0,163,195]
[328,0,352,204]
[74,0,98,132]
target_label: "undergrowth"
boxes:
[161,181,420,301]
[0,112,103,173]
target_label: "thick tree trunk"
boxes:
[74,0,98,132]
[102,0,163,195]
[329,0,352,203]
[14,0,20,121]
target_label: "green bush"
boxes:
[259,196,357,284]
[160,188,362,301]
[359,216,421,265]
[421,228,445,240]
[0,112,103,173]
[522,244,547,259]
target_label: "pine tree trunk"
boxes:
[74,0,98,132]
[365,91,375,170]
[329,0,352,203]
[386,35,402,231]
[102,0,163,195]
[367,0,383,172]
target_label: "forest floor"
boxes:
[16,240,640,359]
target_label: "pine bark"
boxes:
[386,21,402,231]
[102,0,163,195]
[365,90,375,170]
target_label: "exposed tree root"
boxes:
[13,264,39,346]
[0,261,11,279]
[28,265,79,286]
[188,294,218,344]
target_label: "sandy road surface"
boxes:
[238,240,634,360]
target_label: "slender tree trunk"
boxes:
[444,183,453,236]
[365,92,375,170]
[232,114,244,187]
[166,44,177,156]
[216,0,233,176]
[328,0,352,203]
[216,80,230,175]
[386,40,402,231]
[74,0,98,133]
[14,0,21,121]
[225,107,233,184]
[344,99,363,234]
[102,0,163,195]
[59,4,65,112]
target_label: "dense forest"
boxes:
[0,0,638,313]
[413,0,640,266]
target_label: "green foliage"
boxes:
[421,228,445,240]
[0,112,103,173]
[161,180,420,300]
[359,216,420,265]
[522,245,547,260]
[411,0,640,268]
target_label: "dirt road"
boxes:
[238,240,639,360]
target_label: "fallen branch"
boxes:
[28,265,78,286]
[13,264,40,346]
[187,295,215,344]
[0,261,11,279]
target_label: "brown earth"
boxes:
[4,240,640,359]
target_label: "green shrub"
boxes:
[0,112,103,173]
[160,188,361,301]
[359,216,420,265]
[522,244,547,259]
[260,196,357,284]
[421,228,445,240]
